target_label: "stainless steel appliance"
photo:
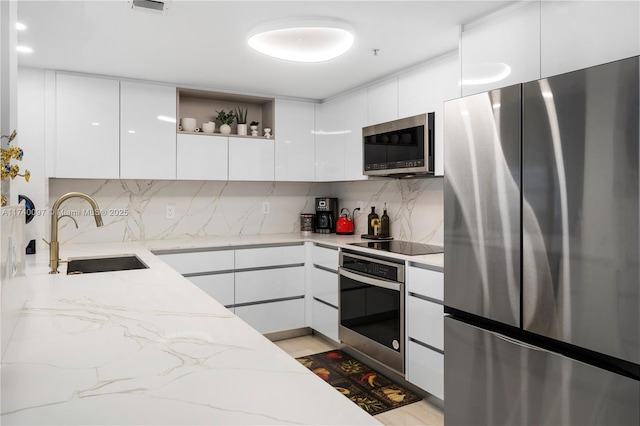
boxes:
[349,240,443,256]
[363,113,435,177]
[314,197,338,234]
[339,251,405,373]
[444,56,640,425]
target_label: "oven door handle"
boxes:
[339,268,402,292]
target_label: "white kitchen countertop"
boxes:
[1,233,443,425]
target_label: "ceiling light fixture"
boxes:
[16,46,33,53]
[16,22,27,31]
[247,18,355,63]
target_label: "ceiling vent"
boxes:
[126,0,171,15]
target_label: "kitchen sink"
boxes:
[66,255,148,275]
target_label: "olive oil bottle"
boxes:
[367,206,379,235]
[381,203,390,237]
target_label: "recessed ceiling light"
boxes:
[248,18,355,63]
[16,22,27,31]
[16,45,33,54]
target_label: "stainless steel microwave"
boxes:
[362,112,434,177]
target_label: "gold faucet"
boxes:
[48,192,104,274]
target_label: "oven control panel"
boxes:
[340,251,405,283]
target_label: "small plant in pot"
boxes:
[235,107,248,136]
[216,109,235,135]
[250,120,259,137]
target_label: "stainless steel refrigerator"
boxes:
[443,56,640,425]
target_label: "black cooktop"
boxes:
[349,240,444,256]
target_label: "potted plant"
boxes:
[250,120,259,137]
[216,109,235,135]
[235,107,248,136]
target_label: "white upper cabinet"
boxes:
[460,1,541,96]
[367,77,399,125]
[228,137,274,181]
[541,1,640,78]
[399,55,459,176]
[315,96,346,181]
[120,81,177,179]
[176,134,228,180]
[274,99,315,181]
[55,73,120,178]
[315,90,368,182]
[342,89,368,181]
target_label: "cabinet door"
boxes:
[312,299,339,342]
[235,245,304,269]
[156,250,234,275]
[541,1,640,78]
[311,244,338,272]
[176,134,228,180]
[342,89,368,181]
[311,267,338,308]
[120,81,176,179]
[274,99,315,181]
[186,273,234,308]
[228,137,274,181]
[406,295,444,351]
[407,340,444,400]
[234,267,305,304]
[367,78,398,125]
[406,265,443,301]
[460,1,540,96]
[235,298,305,334]
[314,97,345,181]
[55,73,120,178]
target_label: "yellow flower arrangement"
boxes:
[1,130,30,207]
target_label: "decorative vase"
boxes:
[250,125,258,137]
[237,123,247,136]
[220,123,231,135]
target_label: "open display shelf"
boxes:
[177,88,275,138]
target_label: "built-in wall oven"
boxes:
[339,251,405,374]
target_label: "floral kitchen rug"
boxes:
[296,350,421,415]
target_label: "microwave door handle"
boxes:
[339,268,402,292]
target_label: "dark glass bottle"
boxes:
[381,203,390,237]
[367,206,378,235]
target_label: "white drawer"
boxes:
[157,250,234,275]
[311,266,338,307]
[311,299,339,342]
[186,273,234,308]
[235,245,304,269]
[235,298,305,335]
[312,244,338,271]
[407,265,443,301]
[406,295,444,351]
[406,340,444,400]
[235,266,305,304]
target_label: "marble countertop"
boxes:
[1,243,379,425]
[1,233,443,425]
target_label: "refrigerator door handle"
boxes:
[492,331,547,353]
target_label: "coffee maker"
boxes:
[315,197,338,234]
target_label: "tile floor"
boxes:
[275,335,444,426]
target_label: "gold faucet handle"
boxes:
[42,238,50,246]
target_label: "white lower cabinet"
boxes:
[312,299,339,342]
[235,298,305,335]
[406,295,444,351]
[405,263,444,399]
[310,266,338,307]
[235,267,304,304]
[406,340,444,400]
[186,273,235,309]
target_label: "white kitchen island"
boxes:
[0,242,380,425]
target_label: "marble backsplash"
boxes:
[49,177,443,245]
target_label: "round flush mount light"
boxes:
[248,18,355,63]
